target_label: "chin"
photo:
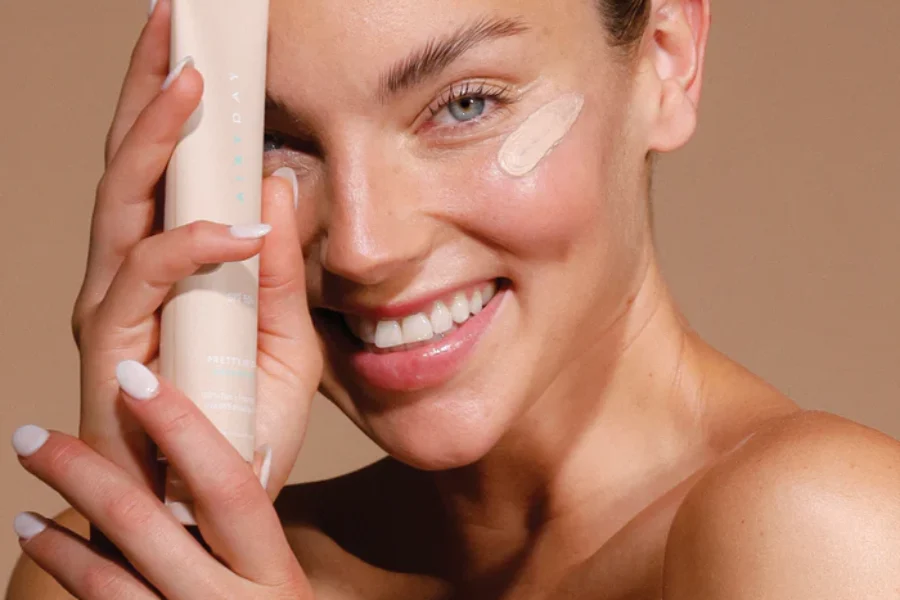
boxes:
[314,280,528,470]
[362,395,510,471]
[320,363,517,471]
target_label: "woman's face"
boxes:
[264,0,659,469]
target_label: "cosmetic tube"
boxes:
[159,0,270,525]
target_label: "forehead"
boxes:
[266,0,596,87]
[269,0,589,36]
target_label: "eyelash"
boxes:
[263,80,517,153]
[425,80,515,128]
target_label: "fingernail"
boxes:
[161,56,194,91]
[273,167,299,209]
[258,444,273,491]
[148,0,158,17]
[14,512,48,541]
[12,425,50,457]
[166,501,197,526]
[116,360,160,401]
[229,224,273,239]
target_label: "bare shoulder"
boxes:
[663,410,900,598]
[6,507,88,599]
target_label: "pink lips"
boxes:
[328,289,506,393]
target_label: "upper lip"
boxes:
[320,278,498,321]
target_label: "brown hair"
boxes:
[599,0,652,50]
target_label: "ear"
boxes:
[639,0,711,153]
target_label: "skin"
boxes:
[8,0,900,597]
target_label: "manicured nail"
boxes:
[273,167,299,209]
[148,0,158,17]
[230,224,273,239]
[14,512,48,541]
[166,501,197,526]
[258,444,273,491]
[161,56,194,91]
[116,360,160,401]
[12,425,50,457]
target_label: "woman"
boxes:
[8,0,900,597]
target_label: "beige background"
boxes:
[2,0,899,592]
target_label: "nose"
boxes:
[320,138,434,286]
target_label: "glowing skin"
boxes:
[498,93,585,176]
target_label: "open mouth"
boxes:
[315,279,510,392]
[341,279,505,353]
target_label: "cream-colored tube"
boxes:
[159,0,270,525]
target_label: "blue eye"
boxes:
[426,81,515,132]
[448,96,487,122]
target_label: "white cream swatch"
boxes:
[498,93,585,177]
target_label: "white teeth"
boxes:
[402,314,434,344]
[470,290,483,315]
[347,282,501,348]
[374,320,403,349]
[431,301,454,334]
[483,281,496,305]
[450,293,470,324]
[359,320,376,344]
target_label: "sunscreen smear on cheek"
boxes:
[498,93,585,177]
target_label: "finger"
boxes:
[115,361,306,587]
[76,221,270,484]
[256,170,322,494]
[12,426,232,599]
[105,0,174,164]
[77,61,203,318]
[15,512,160,600]
[92,220,271,334]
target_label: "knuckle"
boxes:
[158,408,199,439]
[269,567,312,597]
[183,220,210,247]
[124,237,152,272]
[103,130,115,165]
[73,314,101,352]
[214,468,263,515]
[105,488,156,532]
[44,440,85,477]
[70,307,85,348]
[95,172,112,201]
[70,297,98,351]
[81,562,129,599]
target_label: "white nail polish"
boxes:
[12,425,50,457]
[258,444,273,491]
[116,360,160,401]
[166,501,197,526]
[148,0,158,17]
[230,224,273,239]
[273,167,299,209]
[161,56,194,91]
[14,512,48,541]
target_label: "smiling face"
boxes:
[263,0,663,469]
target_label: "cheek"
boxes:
[424,117,618,261]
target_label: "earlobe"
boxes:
[642,0,710,153]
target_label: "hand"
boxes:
[70,0,321,501]
[12,362,314,599]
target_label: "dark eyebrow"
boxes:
[377,16,530,102]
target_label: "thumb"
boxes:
[255,168,323,495]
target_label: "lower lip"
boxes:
[328,291,507,393]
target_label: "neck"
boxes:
[428,254,775,586]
